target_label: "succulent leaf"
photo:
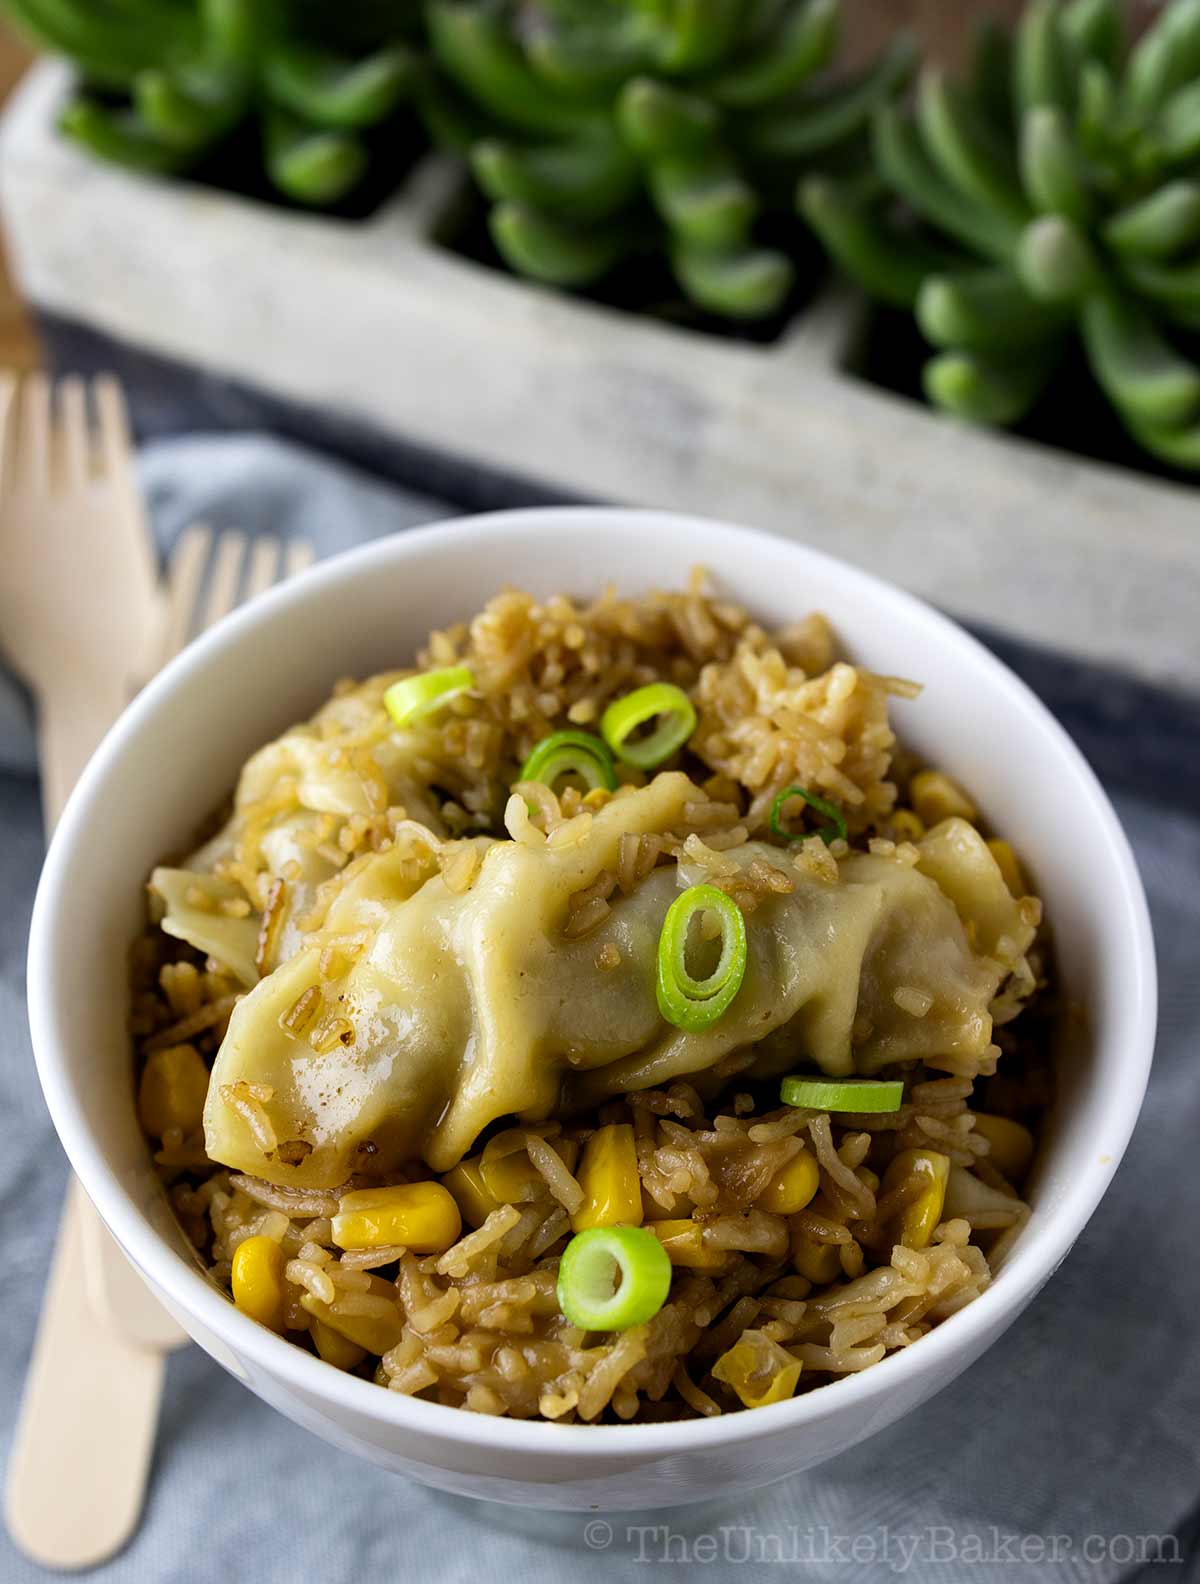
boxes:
[1075,60,1119,162]
[1020,105,1092,224]
[1124,412,1200,467]
[522,14,653,97]
[1080,291,1200,428]
[704,0,839,110]
[58,96,187,172]
[616,76,720,157]
[648,151,758,250]
[10,0,912,321]
[924,346,1058,426]
[1158,78,1200,166]
[917,267,1066,352]
[489,201,633,286]
[1120,255,1200,318]
[670,240,793,318]
[799,174,951,308]
[7,0,200,87]
[647,0,744,75]
[263,107,369,204]
[263,42,417,130]
[1059,0,1121,74]
[427,1,599,137]
[1013,0,1072,116]
[1124,0,1200,118]
[471,134,639,222]
[17,0,424,202]
[743,34,916,161]
[917,69,1030,228]
[201,0,275,69]
[1104,181,1200,260]
[824,0,1200,467]
[421,0,906,319]
[1017,214,1099,303]
[872,102,1022,262]
[133,61,246,151]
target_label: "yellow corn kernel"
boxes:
[311,1318,366,1372]
[647,1219,732,1271]
[442,1155,503,1230]
[571,1123,643,1231]
[331,1181,461,1253]
[712,1329,802,1409]
[300,1292,403,1356]
[889,808,925,843]
[986,838,1027,898]
[231,1235,287,1333]
[972,1113,1035,1181]
[882,1149,950,1249]
[137,1043,210,1139]
[757,1149,820,1215]
[790,1228,842,1284]
[480,1136,579,1204]
[910,770,977,827]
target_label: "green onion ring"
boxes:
[384,665,474,728]
[556,1226,672,1331]
[780,1075,904,1113]
[600,682,697,769]
[769,785,848,846]
[656,883,748,1031]
[519,729,618,793]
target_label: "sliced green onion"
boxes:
[656,883,747,1031]
[600,682,697,769]
[519,729,618,793]
[383,665,473,728]
[780,1075,904,1113]
[769,785,848,846]
[556,1225,672,1332]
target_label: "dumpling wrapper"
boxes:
[203,777,1036,1190]
[148,676,451,983]
[150,868,260,989]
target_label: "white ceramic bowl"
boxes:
[28,509,1155,1511]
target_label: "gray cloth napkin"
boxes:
[0,434,1196,1584]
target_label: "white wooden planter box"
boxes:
[2,60,1197,701]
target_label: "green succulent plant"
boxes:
[5,0,425,205]
[423,0,916,321]
[800,0,1200,469]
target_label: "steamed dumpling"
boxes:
[203,776,1036,1190]
[204,774,698,1184]
[149,868,261,988]
[148,675,453,982]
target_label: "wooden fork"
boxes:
[0,372,164,818]
[0,389,314,1570]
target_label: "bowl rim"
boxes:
[27,506,1157,1459]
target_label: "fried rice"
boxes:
[130,574,1052,1424]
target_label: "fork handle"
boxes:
[36,672,129,827]
[5,1178,166,1571]
[35,670,188,1351]
[79,1190,190,1351]
[10,676,182,1568]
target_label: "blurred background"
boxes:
[0,5,1198,1582]
[0,0,1191,709]
[0,25,35,370]
[0,6,1066,377]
